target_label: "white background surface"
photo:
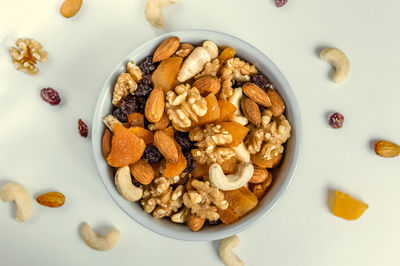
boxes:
[0,0,399,265]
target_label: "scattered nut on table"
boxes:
[0,182,32,222]
[320,47,350,83]
[219,235,243,266]
[81,223,120,251]
[9,38,48,75]
[144,0,178,28]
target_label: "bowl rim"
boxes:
[91,29,302,241]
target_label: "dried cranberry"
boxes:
[78,119,89,138]
[40,88,61,106]
[329,112,344,129]
[113,108,127,123]
[275,0,288,7]
[139,56,158,74]
[143,144,163,163]
[135,74,154,97]
[183,152,195,173]
[174,131,194,153]
[250,73,270,91]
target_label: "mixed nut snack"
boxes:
[101,36,292,231]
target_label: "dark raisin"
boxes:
[275,0,288,7]
[174,131,194,153]
[329,112,344,129]
[183,152,196,173]
[131,177,141,187]
[139,56,158,74]
[40,88,61,106]
[78,119,89,138]
[120,95,146,115]
[135,74,153,97]
[143,144,163,163]
[251,73,270,91]
[208,219,221,225]
[113,108,127,123]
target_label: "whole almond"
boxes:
[60,0,82,18]
[175,43,194,58]
[193,76,221,96]
[154,111,171,130]
[102,128,112,159]
[129,159,155,185]
[154,131,179,163]
[145,87,165,123]
[374,140,400,158]
[241,98,261,126]
[266,88,285,117]
[249,167,269,184]
[187,215,205,232]
[153,36,180,62]
[242,82,271,107]
[37,192,65,208]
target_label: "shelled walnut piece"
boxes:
[165,84,208,129]
[195,59,221,79]
[112,61,142,107]
[9,38,48,75]
[220,58,257,100]
[189,124,236,165]
[183,179,228,221]
[141,177,184,218]
[246,110,291,160]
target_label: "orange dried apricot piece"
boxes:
[218,46,236,65]
[164,141,187,177]
[192,163,210,178]
[218,206,239,225]
[332,191,368,220]
[107,124,145,167]
[220,157,237,174]
[250,152,283,168]
[197,94,220,125]
[127,113,145,128]
[217,99,237,122]
[129,126,154,144]
[217,121,249,147]
[152,57,183,93]
[224,187,258,217]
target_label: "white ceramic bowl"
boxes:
[92,30,302,241]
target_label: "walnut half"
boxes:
[9,38,48,75]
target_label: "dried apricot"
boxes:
[129,126,154,144]
[152,57,183,93]
[218,47,236,65]
[332,191,368,220]
[127,113,145,127]
[192,163,210,178]
[107,124,145,167]
[218,121,249,147]
[197,94,220,125]
[251,152,282,168]
[218,205,239,225]
[224,187,258,217]
[217,99,237,122]
[220,157,237,174]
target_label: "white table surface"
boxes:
[1,0,400,265]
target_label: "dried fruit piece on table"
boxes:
[251,152,282,168]
[195,59,221,79]
[60,0,82,18]
[152,56,183,93]
[154,130,179,163]
[241,98,261,126]
[217,99,237,122]
[217,46,236,65]
[193,76,221,96]
[143,144,163,163]
[217,121,249,147]
[218,205,239,225]
[224,187,258,217]
[153,36,180,62]
[127,113,145,128]
[139,55,158,74]
[129,126,154,144]
[107,124,145,167]
[145,87,165,123]
[129,159,155,185]
[40,88,61,106]
[251,72,270,91]
[242,82,271,107]
[275,0,288,7]
[144,0,178,28]
[9,38,48,75]
[197,94,220,125]
[112,73,137,107]
[187,214,205,231]
[36,192,65,208]
[374,140,400,158]
[175,43,194,58]
[332,191,368,220]
[266,87,285,117]
[102,128,112,159]
[78,119,89,138]
[329,112,344,129]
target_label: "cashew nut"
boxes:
[320,48,350,83]
[228,88,248,126]
[0,182,32,222]
[144,0,178,28]
[202,41,219,60]
[209,162,254,191]
[103,114,122,132]
[219,235,243,266]
[233,142,250,163]
[115,166,143,202]
[81,223,120,251]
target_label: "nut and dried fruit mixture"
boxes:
[101,36,292,231]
